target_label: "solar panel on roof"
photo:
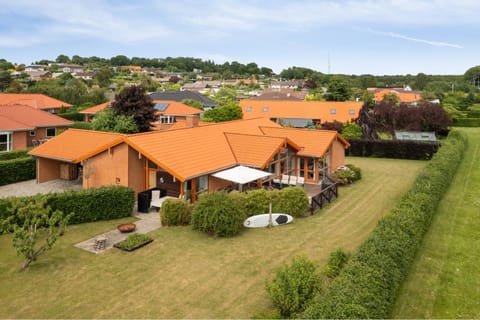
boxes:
[154,103,169,111]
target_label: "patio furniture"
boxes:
[150,190,163,209]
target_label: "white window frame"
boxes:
[46,128,56,137]
[30,130,36,137]
[0,132,13,152]
[330,109,336,114]
[348,109,355,115]
[160,115,176,124]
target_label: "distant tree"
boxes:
[202,102,242,122]
[91,108,138,133]
[48,64,59,73]
[325,77,352,101]
[110,55,131,66]
[95,67,114,88]
[168,75,180,83]
[56,54,71,64]
[0,71,12,91]
[214,87,238,104]
[341,122,363,139]
[413,72,429,90]
[358,74,377,89]
[181,98,203,110]
[303,79,317,89]
[111,85,157,132]
[0,58,14,71]
[5,80,23,93]
[8,198,71,270]
[382,93,400,104]
[464,65,480,88]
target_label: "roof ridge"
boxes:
[223,133,239,164]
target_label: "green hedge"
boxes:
[0,149,31,161]
[70,121,93,130]
[451,117,480,127]
[0,157,36,186]
[58,112,85,121]
[301,129,467,319]
[160,198,192,226]
[0,186,135,233]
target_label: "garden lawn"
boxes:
[0,157,425,319]
[392,127,480,319]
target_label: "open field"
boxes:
[392,128,480,319]
[0,157,425,319]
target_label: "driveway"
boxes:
[0,179,82,198]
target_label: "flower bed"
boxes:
[114,233,153,252]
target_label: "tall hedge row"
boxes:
[451,118,480,127]
[0,186,135,233]
[346,139,440,160]
[0,157,36,186]
[301,130,467,319]
[0,149,31,161]
[58,112,85,121]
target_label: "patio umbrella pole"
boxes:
[268,202,273,227]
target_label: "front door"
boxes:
[148,169,157,189]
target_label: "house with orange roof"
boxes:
[0,93,72,113]
[80,100,202,130]
[29,118,349,203]
[239,100,363,127]
[0,105,73,152]
[371,88,422,105]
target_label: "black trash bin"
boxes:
[137,190,150,213]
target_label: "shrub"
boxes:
[0,157,36,186]
[58,112,85,121]
[301,129,467,319]
[242,189,271,216]
[323,249,350,278]
[70,121,93,130]
[274,186,309,217]
[0,149,31,161]
[266,255,321,318]
[331,164,362,185]
[347,139,440,160]
[160,198,192,226]
[0,186,135,233]
[191,191,246,237]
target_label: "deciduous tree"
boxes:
[111,85,157,132]
[91,108,138,133]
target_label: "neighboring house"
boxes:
[55,63,84,73]
[239,100,363,127]
[394,131,437,142]
[269,80,301,89]
[25,71,52,81]
[0,93,72,113]
[149,91,220,110]
[80,100,202,129]
[29,118,349,202]
[0,105,73,152]
[251,88,307,101]
[25,65,48,72]
[73,72,96,80]
[370,87,422,105]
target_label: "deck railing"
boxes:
[309,178,338,214]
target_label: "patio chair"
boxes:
[150,190,163,209]
[296,177,305,186]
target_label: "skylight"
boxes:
[154,103,170,111]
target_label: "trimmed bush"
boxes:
[301,129,467,319]
[266,255,322,318]
[347,139,440,160]
[0,186,135,233]
[58,112,85,121]
[0,157,36,186]
[70,121,93,130]
[0,149,31,161]
[160,198,192,226]
[323,249,350,278]
[273,186,309,218]
[191,191,246,237]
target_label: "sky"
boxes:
[0,0,479,75]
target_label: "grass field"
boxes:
[392,128,480,319]
[0,157,425,319]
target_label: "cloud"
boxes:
[362,28,464,49]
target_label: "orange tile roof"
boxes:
[80,100,201,116]
[373,89,422,103]
[79,100,112,114]
[0,105,73,131]
[28,129,124,163]
[225,133,299,168]
[239,100,363,123]
[125,117,281,181]
[0,94,72,110]
[259,126,349,157]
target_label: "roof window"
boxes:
[263,107,269,112]
[348,109,355,115]
[330,109,336,114]
[246,106,252,112]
